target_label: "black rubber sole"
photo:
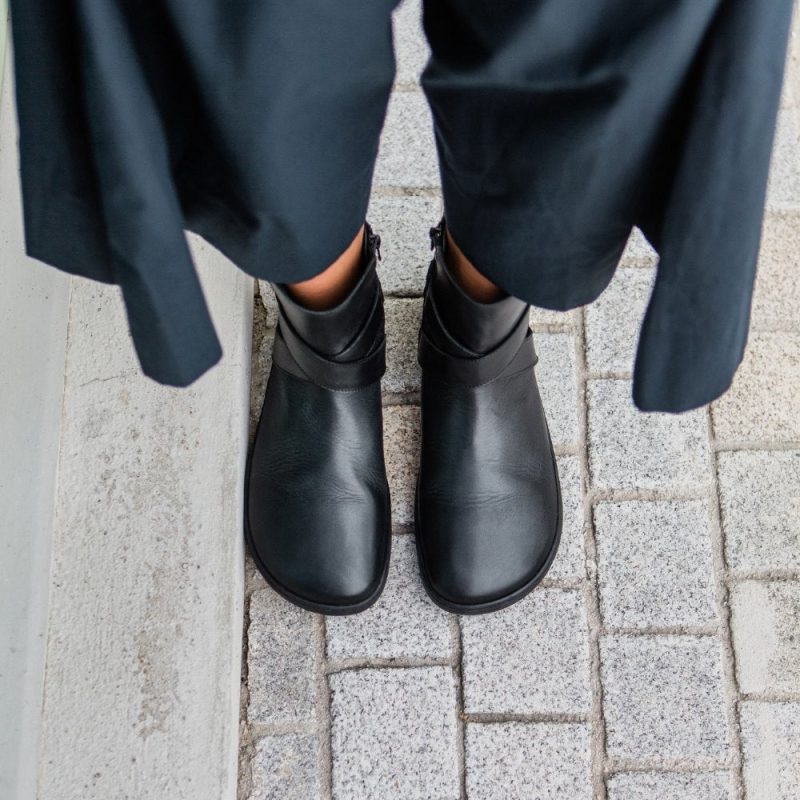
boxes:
[413,424,563,615]
[242,410,392,617]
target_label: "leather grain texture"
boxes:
[415,218,562,614]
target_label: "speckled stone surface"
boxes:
[368,192,443,297]
[619,227,659,267]
[606,771,734,800]
[392,0,429,86]
[461,588,591,714]
[766,107,800,210]
[373,91,438,189]
[717,449,800,572]
[249,734,320,800]
[328,666,459,800]
[325,536,450,660]
[247,590,318,725]
[740,701,800,800]
[382,297,423,396]
[534,331,580,449]
[594,500,717,629]
[382,404,420,528]
[548,455,586,581]
[710,331,800,444]
[585,267,656,374]
[600,635,730,760]
[730,581,800,695]
[752,211,800,330]
[465,722,592,800]
[587,379,711,491]
[530,304,581,328]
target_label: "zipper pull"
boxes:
[429,220,444,251]
[373,233,382,261]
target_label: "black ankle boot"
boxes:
[414,216,562,614]
[245,221,391,614]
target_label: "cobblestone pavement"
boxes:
[239,2,800,798]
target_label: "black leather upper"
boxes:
[245,222,391,613]
[415,218,562,612]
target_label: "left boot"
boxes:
[414,216,562,614]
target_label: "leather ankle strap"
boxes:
[273,290,386,391]
[418,278,537,387]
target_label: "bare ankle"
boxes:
[286,223,366,310]
[444,226,505,303]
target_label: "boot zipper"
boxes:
[367,228,382,261]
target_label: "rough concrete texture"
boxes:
[548,455,586,581]
[328,667,459,800]
[247,589,318,725]
[465,723,592,800]
[382,404,421,528]
[585,267,656,374]
[461,589,591,715]
[373,91,438,189]
[587,379,711,491]
[606,771,734,799]
[37,238,252,800]
[730,581,800,695]
[740,701,800,800]
[710,331,800,444]
[717,449,800,572]
[594,499,717,629]
[382,297,423,396]
[752,211,800,331]
[534,332,580,449]
[600,635,730,760]
[367,192,443,296]
[249,734,320,800]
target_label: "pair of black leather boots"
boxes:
[245,217,562,615]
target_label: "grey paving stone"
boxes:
[717,449,800,572]
[587,379,711,491]
[461,588,591,714]
[249,299,275,442]
[325,535,450,660]
[730,581,800,695]
[329,666,459,800]
[383,404,420,528]
[465,722,592,800]
[619,227,659,267]
[752,212,800,331]
[600,635,730,760]
[247,589,317,725]
[548,455,586,581]
[535,331,580,449]
[249,734,320,800]
[606,771,734,800]
[766,107,800,210]
[383,297,422,396]
[740,701,800,800]
[368,192,443,296]
[257,280,279,328]
[392,0,429,86]
[374,91,439,189]
[530,304,580,328]
[710,331,800,444]
[585,267,656,374]
[594,499,717,629]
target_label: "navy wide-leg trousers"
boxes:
[8,0,796,410]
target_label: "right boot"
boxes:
[244,221,391,614]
